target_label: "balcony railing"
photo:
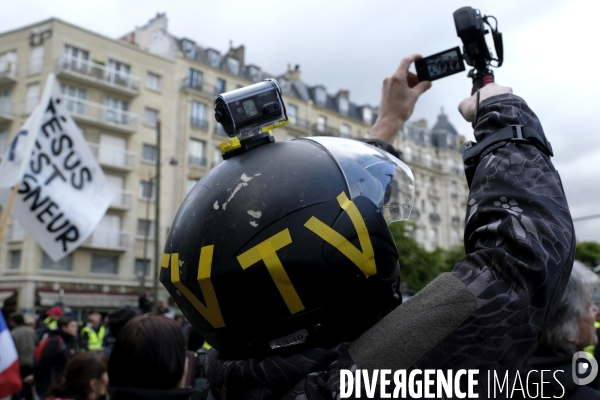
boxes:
[190,117,209,129]
[189,155,207,167]
[288,117,311,132]
[409,209,421,220]
[311,124,340,137]
[110,189,133,209]
[0,63,18,84]
[87,142,136,170]
[56,56,141,93]
[82,229,130,250]
[63,96,138,132]
[181,77,218,97]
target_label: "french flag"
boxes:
[0,312,22,398]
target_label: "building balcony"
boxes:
[429,213,441,223]
[87,142,136,171]
[109,189,133,210]
[56,56,141,97]
[190,117,209,130]
[62,96,138,134]
[0,64,18,85]
[311,124,340,137]
[0,99,14,123]
[81,229,129,251]
[181,77,218,99]
[189,155,207,167]
[286,117,311,135]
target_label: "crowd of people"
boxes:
[2,52,594,399]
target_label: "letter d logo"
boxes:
[572,351,598,385]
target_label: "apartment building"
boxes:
[0,14,468,314]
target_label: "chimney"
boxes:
[284,64,301,81]
[226,44,245,67]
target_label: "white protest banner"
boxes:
[0,73,114,261]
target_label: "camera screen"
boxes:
[242,99,258,117]
[425,49,463,79]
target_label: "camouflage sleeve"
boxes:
[412,93,575,371]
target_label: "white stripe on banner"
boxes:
[0,328,18,374]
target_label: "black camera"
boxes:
[416,7,503,93]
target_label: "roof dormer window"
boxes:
[181,39,196,59]
[315,87,326,106]
[248,65,261,82]
[227,57,239,75]
[207,49,221,68]
[338,96,349,115]
[362,107,372,125]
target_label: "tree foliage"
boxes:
[389,222,466,292]
[575,241,600,268]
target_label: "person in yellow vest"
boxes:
[43,306,63,332]
[80,311,106,352]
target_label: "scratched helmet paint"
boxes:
[161,137,414,358]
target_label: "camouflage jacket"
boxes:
[202,94,575,400]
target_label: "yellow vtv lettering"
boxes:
[237,229,305,314]
[161,246,225,328]
[304,192,376,278]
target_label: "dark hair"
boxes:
[57,315,76,329]
[47,352,107,400]
[108,315,186,390]
[107,306,139,337]
[10,312,25,326]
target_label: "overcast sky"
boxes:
[3,0,599,243]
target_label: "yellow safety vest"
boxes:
[44,317,57,331]
[80,326,106,351]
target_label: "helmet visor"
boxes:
[301,137,415,223]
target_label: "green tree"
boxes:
[388,222,466,292]
[575,241,600,268]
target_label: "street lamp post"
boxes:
[152,120,162,314]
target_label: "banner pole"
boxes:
[0,184,20,244]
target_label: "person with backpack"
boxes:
[34,315,79,400]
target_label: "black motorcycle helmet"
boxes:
[160,136,414,358]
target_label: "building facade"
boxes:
[0,14,468,314]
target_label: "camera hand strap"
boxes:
[461,125,554,184]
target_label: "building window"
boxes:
[0,51,17,75]
[315,87,326,106]
[25,83,40,113]
[141,144,157,162]
[215,78,226,95]
[91,255,118,274]
[189,139,206,166]
[362,107,372,125]
[60,84,86,114]
[143,107,159,126]
[9,250,21,270]
[63,45,89,71]
[213,148,222,168]
[135,258,150,276]
[338,96,349,115]
[182,39,196,59]
[29,46,44,75]
[107,59,132,87]
[207,50,221,68]
[190,102,207,128]
[248,65,261,82]
[187,178,199,194]
[137,219,154,239]
[103,96,129,125]
[146,72,162,91]
[189,68,203,90]
[0,89,10,115]
[139,180,155,200]
[340,124,351,138]
[227,57,240,75]
[317,115,327,133]
[0,127,8,155]
[288,104,298,125]
[41,252,72,272]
